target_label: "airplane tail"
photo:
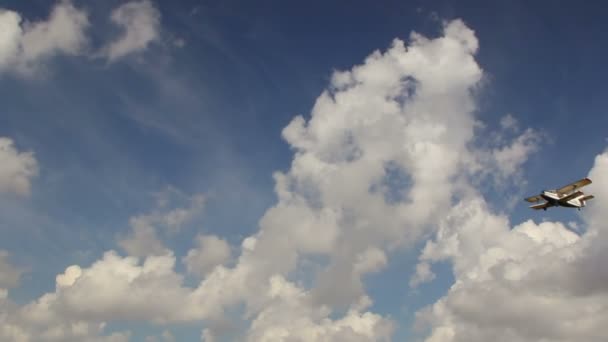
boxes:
[580,195,594,206]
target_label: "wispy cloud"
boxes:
[0,251,22,289]
[100,0,161,62]
[0,0,89,76]
[0,137,38,196]
[0,0,165,77]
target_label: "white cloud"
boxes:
[0,0,89,75]
[409,262,435,288]
[101,0,161,61]
[0,251,22,289]
[586,150,608,224]
[413,150,608,342]
[0,249,230,341]
[7,18,486,340]
[56,265,82,288]
[499,113,518,131]
[0,287,132,342]
[1,17,581,342]
[491,128,541,179]
[0,253,194,341]
[0,10,22,69]
[0,186,211,339]
[465,123,542,190]
[118,188,204,257]
[183,235,231,278]
[0,0,166,75]
[51,252,196,323]
[162,196,205,233]
[245,276,394,342]
[118,216,169,258]
[187,18,489,339]
[0,137,38,196]
[149,186,205,234]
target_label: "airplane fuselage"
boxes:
[540,191,584,208]
[525,178,594,211]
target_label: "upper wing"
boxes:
[530,202,551,210]
[556,178,592,195]
[525,195,542,203]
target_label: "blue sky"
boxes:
[1,1,607,341]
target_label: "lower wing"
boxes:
[525,195,542,203]
[530,202,551,210]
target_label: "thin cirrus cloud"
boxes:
[0,0,162,76]
[100,0,162,62]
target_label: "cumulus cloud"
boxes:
[1,18,490,340]
[117,218,168,258]
[188,18,488,339]
[490,127,541,180]
[0,251,22,289]
[413,150,608,342]
[1,17,579,341]
[0,185,209,340]
[465,119,542,190]
[0,251,199,341]
[0,0,89,75]
[183,235,232,278]
[101,0,161,61]
[0,19,488,340]
[118,187,204,257]
[586,150,608,224]
[409,261,435,288]
[245,276,394,342]
[0,0,164,75]
[149,186,205,234]
[0,137,38,196]
[1,286,132,342]
[51,252,196,323]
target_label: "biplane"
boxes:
[525,178,594,211]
